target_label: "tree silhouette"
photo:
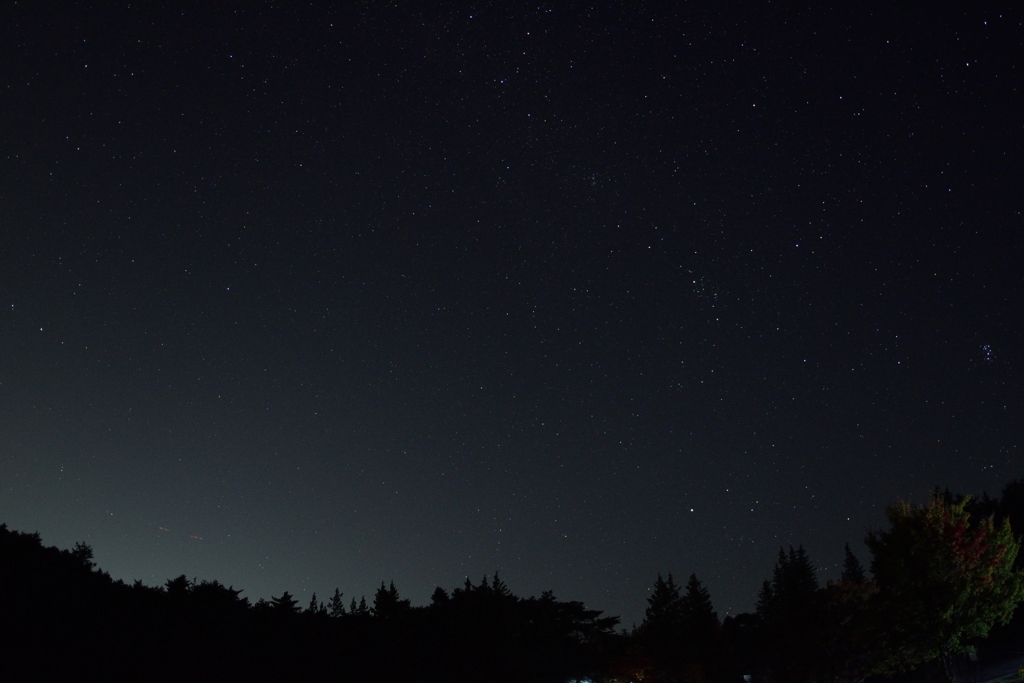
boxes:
[637,573,685,679]
[430,586,449,606]
[778,546,818,604]
[165,574,192,597]
[328,588,346,617]
[818,572,878,683]
[757,546,825,683]
[373,581,410,619]
[755,579,773,620]
[680,574,722,680]
[680,573,718,632]
[305,592,327,615]
[350,595,369,616]
[841,543,867,584]
[643,572,683,634]
[3,479,1020,683]
[190,578,249,612]
[270,591,300,614]
[68,541,96,570]
[998,479,1024,570]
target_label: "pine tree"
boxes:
[680,573,718,632]
[783,546,819,600]
[270,591,300,613]
[165,574,192,598]
[328,588,346,617]
[761,545,819,619]
[643,573,683,632]
[759,546,826,683]
[351,596,369,616]
[430,586,449,605]
[841,543,866,584]
[755,579,774,619]
[69,542,96,570]
[640,573,685,674]
[373,581,410,619]
[771,547,788,601]
[680,574,722,677]
[491,571,511,597]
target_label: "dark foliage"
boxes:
[755,546,828,683]
[624,572,723,681]
[841,544,866,585]
[0,523,618,682]
[3,478,1023,682]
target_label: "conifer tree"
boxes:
[328,588,345,617]
[491,572,511,597]
[781,545,818,602]
[352,596,369,616]
[430,586,449,605]
[69,542,96,570]
[755,579,774,620]
[165,574,192,599]
[639,573,684,676]
[841,543,867,584]
[643,573,683,632]
[679,572,721,677]
[756,546,827,683]
[270,591,300,613]
[373,581,410,619]
[759,545,818,621]
[680,573,718,633]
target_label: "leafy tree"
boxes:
[864,493,1024,675]
[818,576,877,683]
[998,479,1024,570]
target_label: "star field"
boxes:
[1,3,1022,626]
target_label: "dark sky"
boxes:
[2,3,1022,626]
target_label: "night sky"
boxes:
[2,3,1022,627]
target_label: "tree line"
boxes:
[1,479,1022,682]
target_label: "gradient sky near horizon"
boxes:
[2,3,1022,627]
